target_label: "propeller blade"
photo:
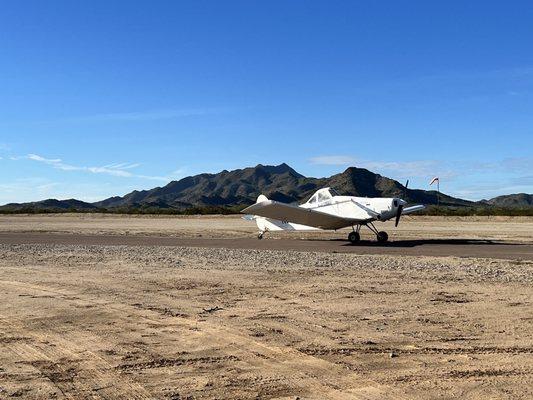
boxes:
[395,204,404,227]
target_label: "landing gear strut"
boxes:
[365,222,389,244]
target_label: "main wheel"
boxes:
[258,232,264,240]
[377,231,388,243]
[348,231,360,244]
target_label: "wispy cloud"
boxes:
[309,155,533,182]
[452,181,533,199]
[0,178,61,204]
[26,153,174,181]
[357,160,448,178]
[501,157,533,173]
[511,175,533,186]
[101,162,141,170]
[309,154,533,200]
[309,155,452,178]
[28,154,62,164]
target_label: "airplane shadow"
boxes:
[326,238,512,248]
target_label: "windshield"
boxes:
[307,188,338,205]
[328,188,340,197]
[318,191,331,202]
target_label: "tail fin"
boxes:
[257,194,268,203]
[254,194,269,231]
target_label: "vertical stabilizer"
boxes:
[255,195,268,232]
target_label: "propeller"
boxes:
[395,203,404,227]
[395,179,409,227]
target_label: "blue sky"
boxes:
[1,1,532,203]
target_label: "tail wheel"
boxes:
[348,231,360,244]
[377,231,388,243]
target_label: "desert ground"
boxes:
[0,214,532,399]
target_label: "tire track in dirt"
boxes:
[0,320,154,399]
[0,279,409,399]
[0,280,156,399]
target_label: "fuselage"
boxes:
[301,195,406,221]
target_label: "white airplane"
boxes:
[241,187,425,243]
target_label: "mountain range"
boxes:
[1,163,531,211]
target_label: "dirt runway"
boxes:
[0,232,531,260]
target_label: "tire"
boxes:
[258,233,263,240]
[377,231,388,243]
[348,231,360,244]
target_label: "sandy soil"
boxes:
[1,242,532,399]
[0,215,532,398]
[1,214,532,242]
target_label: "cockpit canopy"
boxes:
[305,187,340,205]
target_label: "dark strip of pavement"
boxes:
[0,233,531,260]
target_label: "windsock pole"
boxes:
[437,179,440,207]
[429,177,440,207]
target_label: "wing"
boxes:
[402,205,425,215]
[241,200,362,230]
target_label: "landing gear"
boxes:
[365,222,389,244]
[257,232,264,240]
[376,231,388,243]
[348,231,360,244]
[348,225,362,244]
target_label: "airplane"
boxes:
[241,187,425,244]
